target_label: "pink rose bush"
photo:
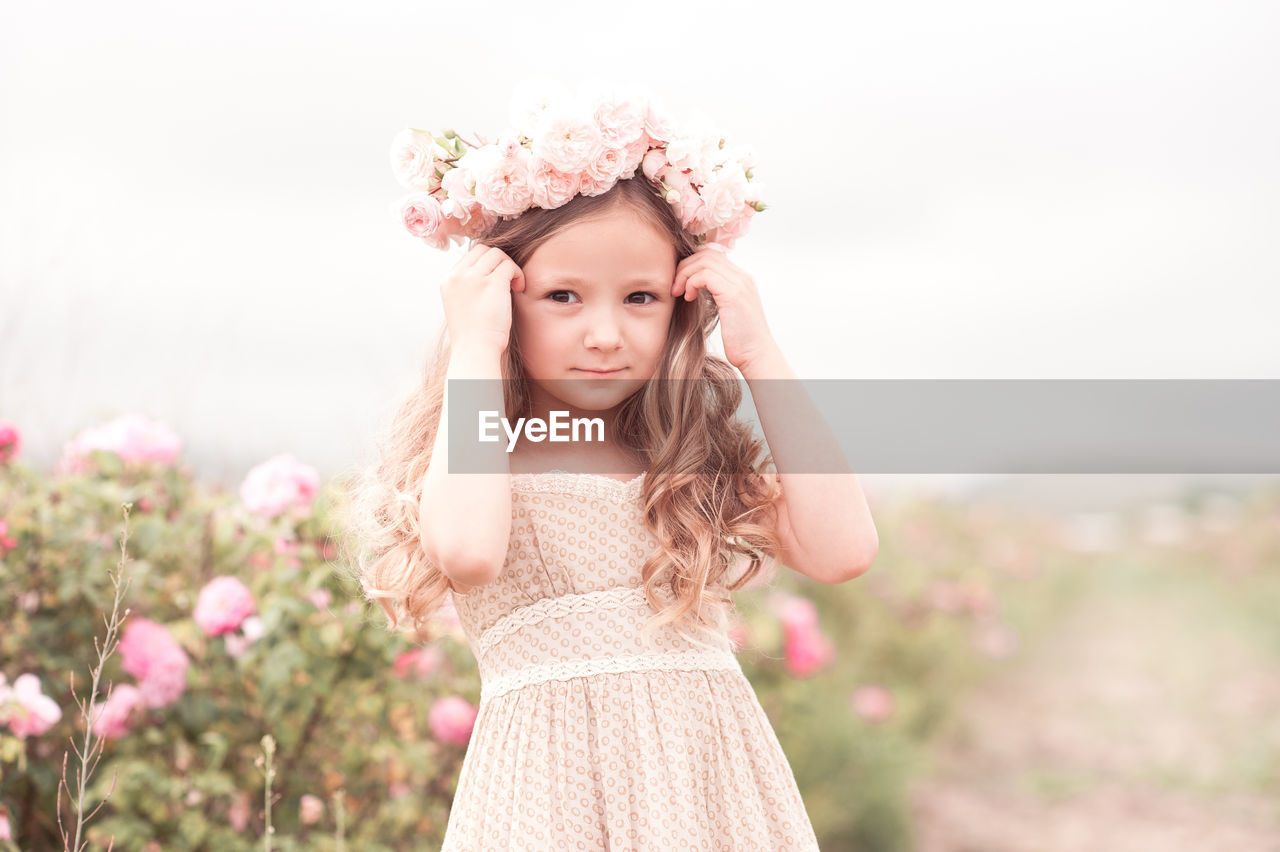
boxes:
[89,684,145,740]
[193,576,256,637]
[0,420,20,463]
[768,592,836,678]
[119,617,191,708]
[428,695,477,746]
[393,645,446,680]
[56,414,182,474]
[849,684,895,723]
[239,453,321,520]
[0,673,63,738]
[391,81,765,252]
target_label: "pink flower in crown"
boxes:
[697,167,750,231]
[0,421,20,463]
[618,134,651,181]
[527,156,582,210]
[531,107,604,174]
[643,96,677,145]
[640,148,667,182]
[591,92,647,148]
[0,673,63,738]
[428,213,470,250]
[705,205,756,250]
[428,695,477,745]
[662,168,705,230]
[389,128,448,191]
[472,146,534,217]
[584,143,626,188]
[58,414,182,474]
[193,576,256,637]
[90,683,145,739]
[398,192,444,239]
[239,453,320,519]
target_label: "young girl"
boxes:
[345,82,879,850]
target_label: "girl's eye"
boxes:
[546,291,660,305]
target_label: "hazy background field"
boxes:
[3,0,1277,505]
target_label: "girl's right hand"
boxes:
[440,242,526,356]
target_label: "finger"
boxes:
[457,241,490,272]
[506,260,526,293]
[672,255,708,297]
[477,247,509,277]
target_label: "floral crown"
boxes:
[389,80,766,252]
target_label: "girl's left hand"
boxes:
[672,245,777,372]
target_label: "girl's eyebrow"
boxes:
[543,275,666,287]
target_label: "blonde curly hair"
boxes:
[333,176,785,647]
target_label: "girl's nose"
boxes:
[583,311,623,349]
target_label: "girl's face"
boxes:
[513,206,678,418]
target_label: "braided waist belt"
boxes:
[471,586,742,704]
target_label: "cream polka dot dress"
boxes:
[439,470,821,851]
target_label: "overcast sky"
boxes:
[2,0,1277,494]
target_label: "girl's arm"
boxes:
[418,341,513,590]
[740,342,879,584]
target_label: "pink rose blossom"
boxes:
[307,588,332,610]
[57,414,182,474]
[697,167,750,230]
[849,684,895,722]
[238,453,320,520]
[784,627,835,677]
[531,109,603,174]
[584,143,626,187]
[640,148,668,181]
[1,673,63,738]
[473,147,534,217]
[90,683,144,739]
[705,205,756,250]
[0,518,16,551]
[618,135,651,181]
[527,156,582,210]
[193,576,256,637]
[769,592,820,633]
[389,128,448,191]
[0,420,20,463]
[643,97,677,144]
[299,794,325,826]
[428,695,477,745]
[119,618,190,707]
[591,93,647,148]
[398,192,444,239]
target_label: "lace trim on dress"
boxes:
[509,469,646,503]
[475,586,648,659]
[480,650,743,703]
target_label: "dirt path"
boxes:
[907,558,1280,851]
